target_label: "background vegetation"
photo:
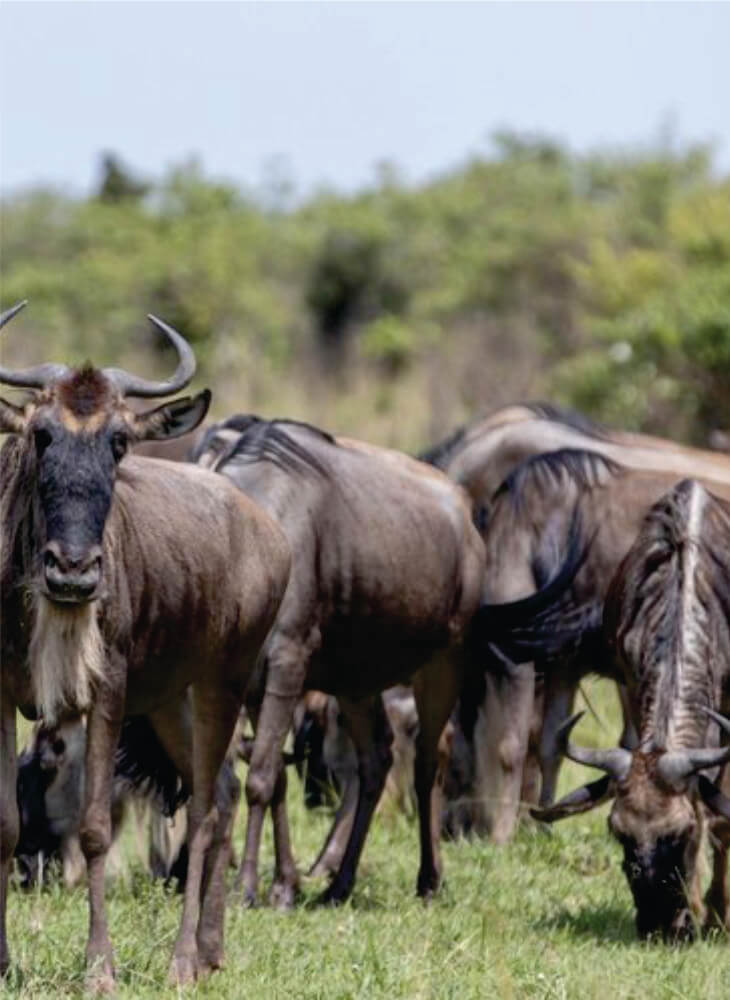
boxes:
[3,134,729,451]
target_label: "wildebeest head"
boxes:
[532,711,730,941]
[0,302,210,605]
[1,302,210,722]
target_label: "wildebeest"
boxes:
[424,407,730,842]
[0,303,290,986]
[532,479,730,939]
[192,414,485,904]
[14,718,155,890]
[471,449,730,843]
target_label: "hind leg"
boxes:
[309,704,360,878]
[483,663,535,844]
[318,695,392,904]
[537,669,577,808]
[197,757,241,972]
[238,640,309,907]
[412,649,464,897]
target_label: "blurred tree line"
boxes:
[2,136,729,450]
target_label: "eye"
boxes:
[52,738,66,756]
[33,427,53,455]
[110,431,128,462]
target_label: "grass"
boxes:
[5,680,729,999]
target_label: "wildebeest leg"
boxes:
[412,650,464,897]
[169,686,240,984]
[318,695,393,904]
[484,662,535,844]
[197,757,241,972]
[81,678,125,992]
[238,650,307,907]
[521,673,543,808]
[241,700,299,909]
[268,765,299,909]
[308,772,359,878]
[309,704,360,878]
[537,668,577,809]
[0,701,18,977]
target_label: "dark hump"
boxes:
[495,448,624,513]
[524,402,608,440]
[418,424,468,468]
[419,402,604,469]
[220,414,335,478]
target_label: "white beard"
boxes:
[29,596,105,724]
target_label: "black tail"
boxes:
[473,511,599,670]
[114,717,188,817]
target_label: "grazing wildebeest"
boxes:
[471,449,730,843]
[192,414,485,904]
[423,407,730,842]
[531,480,730,940]
[0,303,290,986]
[14,718,158,890]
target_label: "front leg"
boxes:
[81,676,125,992]
[0,700,18,978]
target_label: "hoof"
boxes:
[85,953,115,995]
[198,950,224,976]
[268,880,296,910]
[84,966,116,996]
[238,887,258,909]
[168,953,198,986]
[317,882,350,907]
[416,874,441,900]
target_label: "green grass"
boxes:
[6,680,729,999]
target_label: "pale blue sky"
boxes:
[2,1,729,198]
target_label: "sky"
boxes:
[1,1,729,200]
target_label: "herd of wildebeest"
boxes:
[2,299,730,988]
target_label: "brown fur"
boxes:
[195,415,485,905]
[424,403,730,843]
[540,481,730,938]
[0,367,290,986]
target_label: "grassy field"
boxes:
[6,680,728,999]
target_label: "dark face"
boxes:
[618,832,695,940]
[609,794,698,941]
[29,371,129,604]
[14,749,60,888]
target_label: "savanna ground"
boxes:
[6,679,729,999]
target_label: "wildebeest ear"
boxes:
[133,388,211,442]
[697,774,730,822]
[0,396,27,434]
[530,775,614,823]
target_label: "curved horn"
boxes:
[0,301,70,389]
[557,711,632,782]
[657,708,730,786]
[102,315,197,398]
